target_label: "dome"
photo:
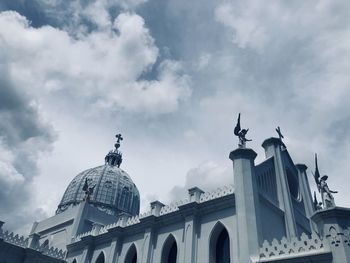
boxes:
[56,134,140,216]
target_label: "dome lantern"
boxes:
[105,133,123,167]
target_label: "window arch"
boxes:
[161,234,178,263]
[95,252,105,263]
[119,187,131,210]
[209,222,230,263]
[125,243,137,263]
[72,260,77,263]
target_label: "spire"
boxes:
[105,133,123,167]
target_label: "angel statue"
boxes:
[234,113,252,148]
[313,154,337,208]
[83,178,96,202]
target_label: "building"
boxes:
[1,132,350,263]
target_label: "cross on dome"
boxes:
[115,133,123,150]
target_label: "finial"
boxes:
[105,133,123,167]
[275,126,286,149]
[313,153,337,209]
[233,113,252,148]
[115,133,123,150]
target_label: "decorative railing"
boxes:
[126,215,141,226]
[40,245,67,260]
[259,232,330,261]
[159,199,189,216]
[0,229,29,248]
[199,185,234,203]
[72,184,235,242]
[0,228,66,260]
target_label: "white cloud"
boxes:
[215,1,269,52]
[0,8,191,232]
[169,161,232,201]
[0,11,191,116]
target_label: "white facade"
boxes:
[1,136,350,263]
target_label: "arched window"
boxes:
[209,222,230,263]
[72,260,77,263]
[161,235,178,263]
[96,252,105,263]
[119,187,130,210]
[125,244,137,263]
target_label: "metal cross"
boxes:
[276,126,284,141]
[115,133,123,144]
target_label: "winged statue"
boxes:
[313,154,337,208]
[234,113,252,148]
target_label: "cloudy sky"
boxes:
[0,0,349,234]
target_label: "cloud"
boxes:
[0,11,191,116]
[1,0,350,232]
[169,161,232,201]
[31,0,148,33]
[0,63,55,232]
[0,8,191,231]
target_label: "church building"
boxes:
[1,127,350,263]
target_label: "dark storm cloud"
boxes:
[0,71,52,146]
[0,64,55,232]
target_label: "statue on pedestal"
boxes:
[313,154,337,209]
[234,113,252,148]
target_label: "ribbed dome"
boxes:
[56,164,140,216]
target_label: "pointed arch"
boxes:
[125,243,137,263]
[95,252,105,263]
[209,222,231,263]
[72,260,77,263]
[161,234,178,263]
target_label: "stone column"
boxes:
[229,147,262,262]
[262,138,297,238]
[311,207,350,263]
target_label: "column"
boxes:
[229,147,262,262]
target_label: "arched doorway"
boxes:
[96,252,105,263]
[209,222,230,263]
[125,244,137,263]
[161,235,178,263]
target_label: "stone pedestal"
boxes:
[229,147,261,262]
[311,207,350,263]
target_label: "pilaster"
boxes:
[262,138,297,238]
[141,228,154,263]
[107,236,121,263]
[229,147,261,262]
[183,215,196,262]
